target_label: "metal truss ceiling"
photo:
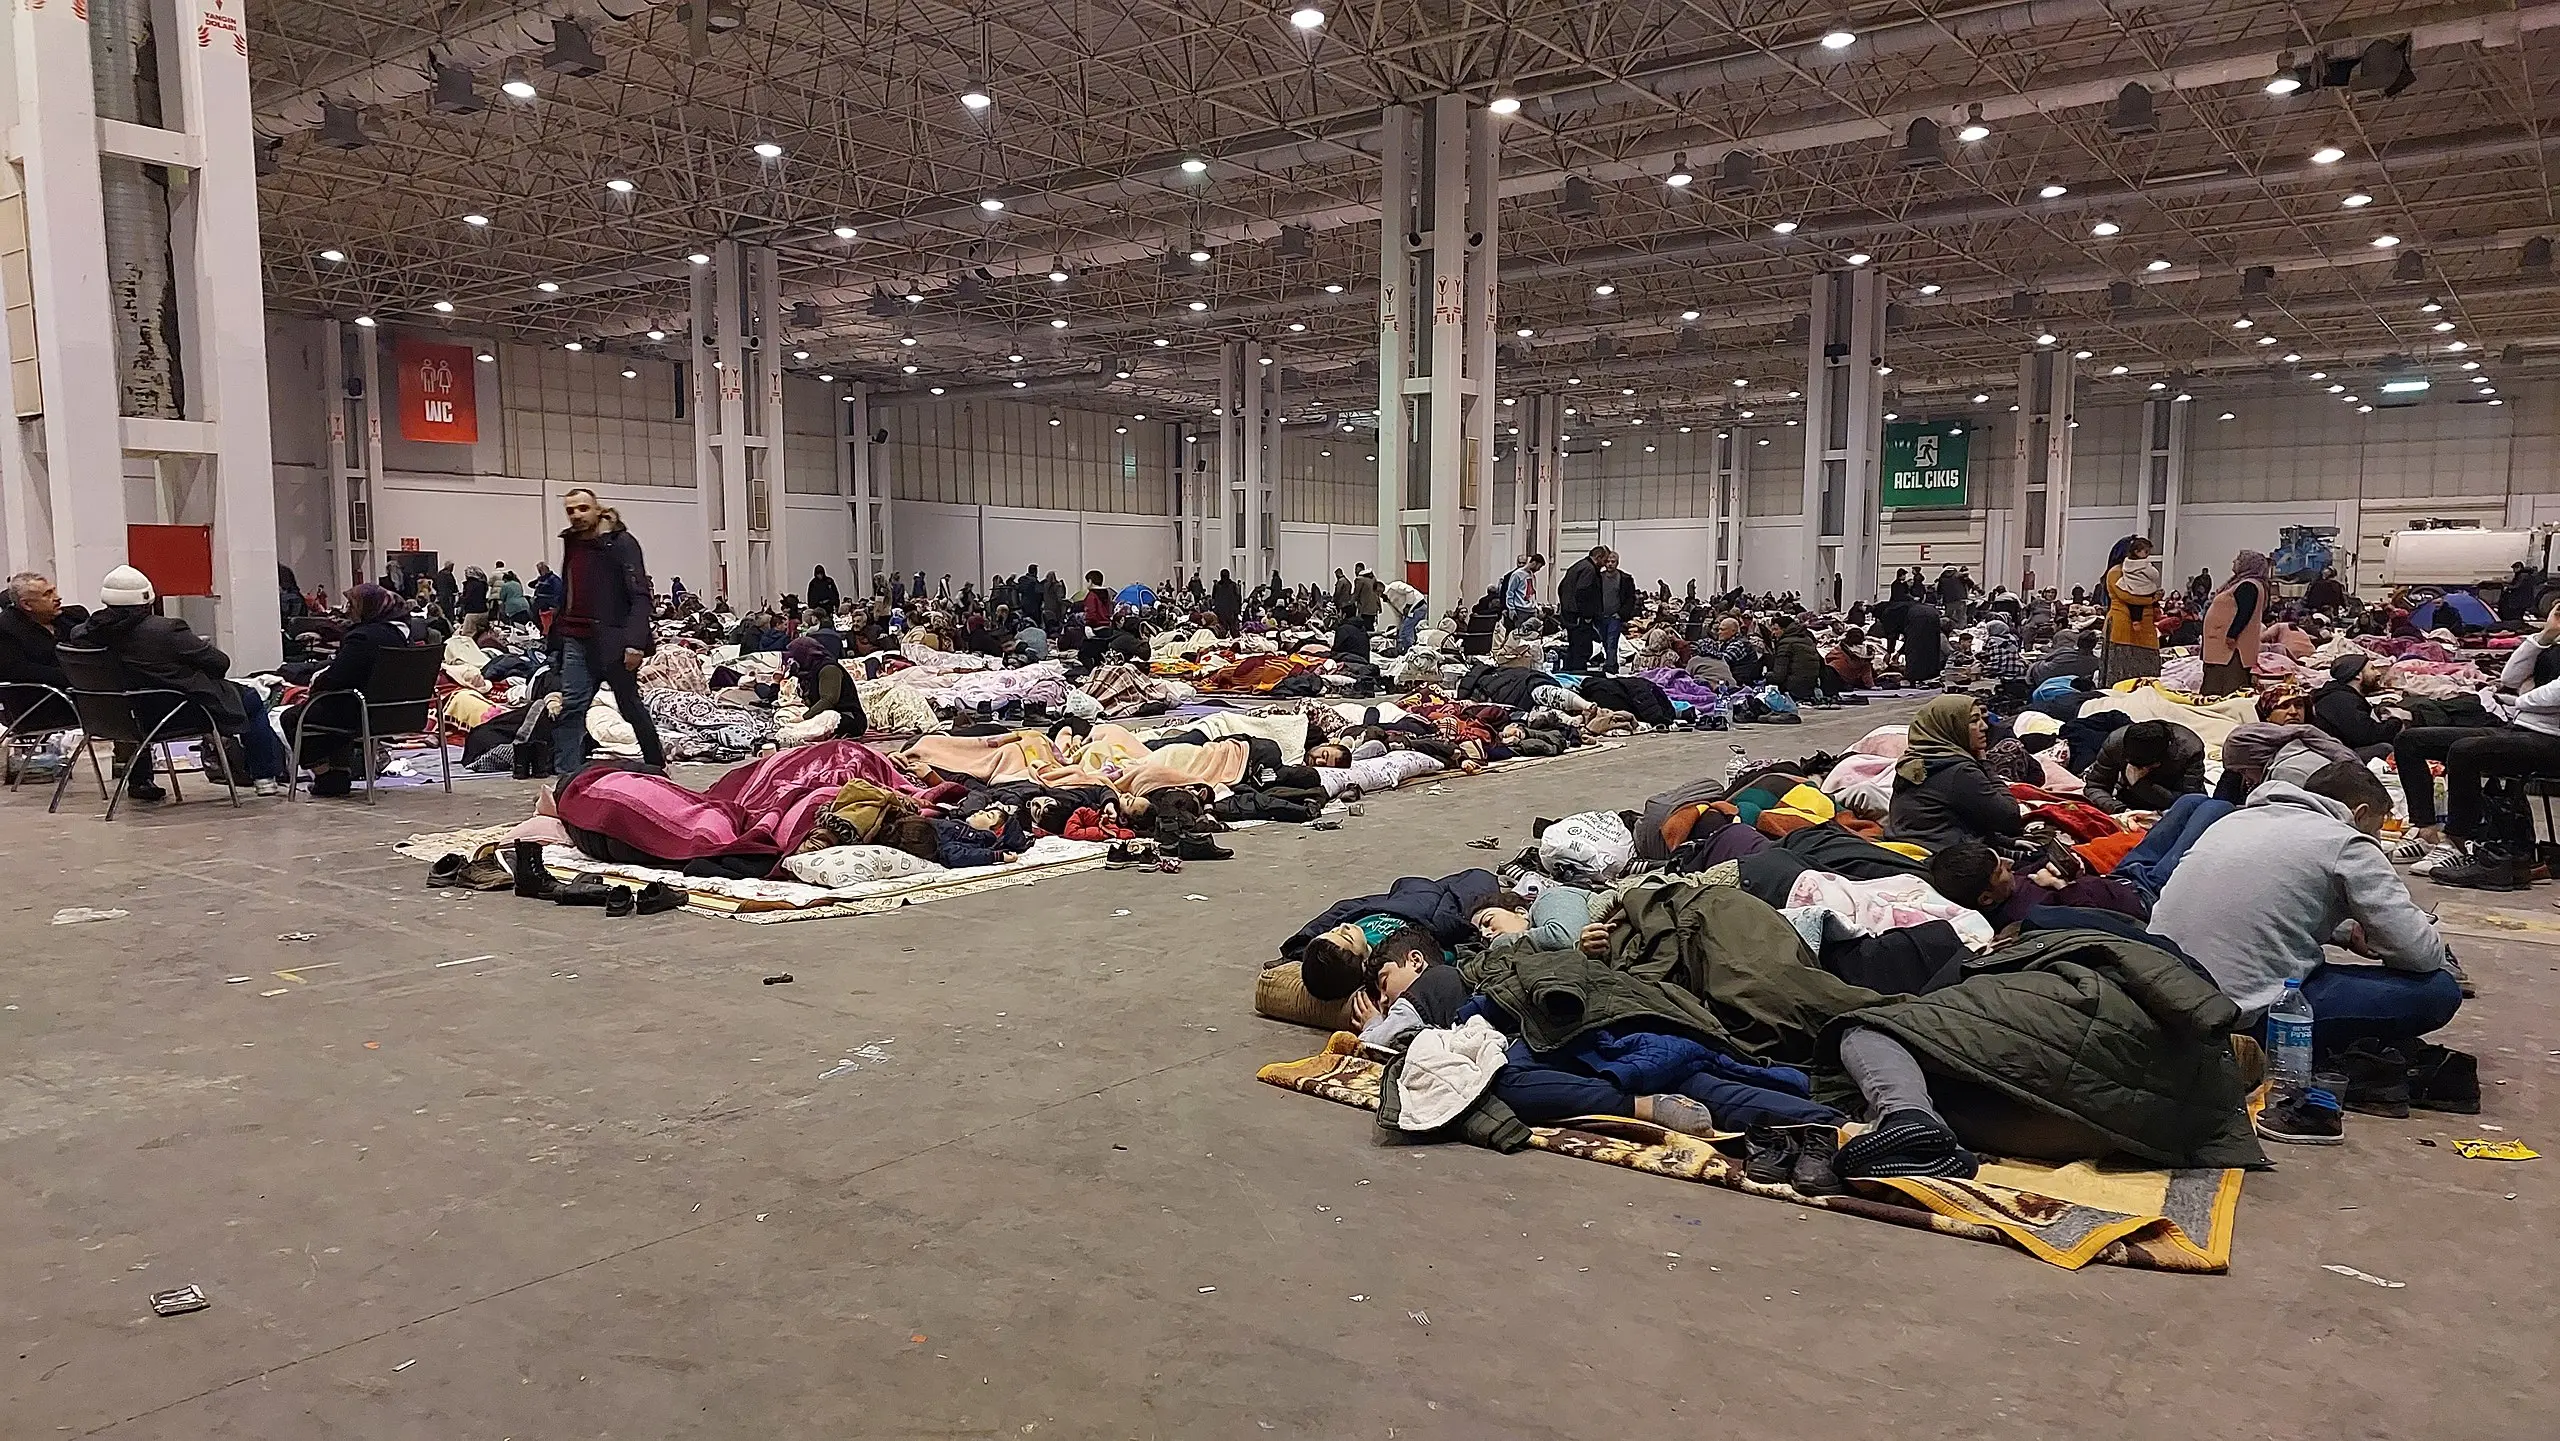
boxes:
[253,0,2560,423]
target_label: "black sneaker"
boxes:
[2429,849,2532,891]
[633,882,684,916]
[603,885,637,919]
[2329,1040,2413,1118]
[427,853,468,888]
[1836,1109,1980,1180]
[2255,1082,2346,1145]
[1741,1124,1796,1185]
[125,778,167,804]
[1174,833,1233,861]
[2406,1043,2483,1114]
[1104,841,1139,870]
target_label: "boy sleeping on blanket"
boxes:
[1293,885,1850,1147]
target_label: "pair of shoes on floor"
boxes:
[1834,1110,1980,1181]
[2329,1038,2482,1116]
[427,847,512,892]
[1104,840,1158,870]
[1739,1121,1848,1196]
[2427,845,2538,891]
[2255,1076,2348,1145]
[551,877,684,917]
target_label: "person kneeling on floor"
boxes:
[2148,759,2477,1133]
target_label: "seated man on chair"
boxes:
[279,582,432,797]
[73,564,287,799]
[0,571,84,687]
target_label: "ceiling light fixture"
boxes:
[500,63,537,100]
[1323,282,1345,294]
[432,300,455,313]
[1771,220,1799,235]
[1846,252,1872,266]
[1153,337,1170,346]
[833,225,859,240]
[2146,258,2173,272]
[536,280,561,293]
[2038,179,2068,199]
[353,314,376,327]
[1187,300,1208,311]
[960,79,993,111]
[2310,143,2345,164]
[1049,317,1069,329]
[2109,364,2129,375]
[1289,5,1324,29]
[1957,104,1990,143]
[1666,153,1694,187]
[1179,157,1209,175]
[604,178,635,195]
[318,248,345,263]
[621,368,638,380]
[687,251,711,265]
[1593,283,1616,295]
[1680,308,1702,321]
[899,332,917,346]
[2036,332,2057,346]
[1489,94,1520,115]
[646,329,666,341]
[2232,314,2254,329]
[752,141,784,160]
[2282,352,2302,362]
[2433,320,2456,333]
[978,197,1004,211]
[563,340,582,351]
[2342,191,2373,208]
[2257,335,2278,345]
[476,352,494,363]
[2372,234,2401,248]
[2073,349,2094,360]
[1819,25,1855,49]
[1917,283,1941,295]
[2091,218,2121,237]
[1515,326,1534,337]
[792,349,809,360]
[462,213,490,227]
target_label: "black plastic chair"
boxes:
[0,680,87,793]
[286,643,450,803]
[49,645,239,819]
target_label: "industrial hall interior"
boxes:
[10,0,2560,1435]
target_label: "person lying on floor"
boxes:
[930,800,1034,868]
[2148,759,2475,1118]
[2076,718,2207,815]
[1925,841,2147,934]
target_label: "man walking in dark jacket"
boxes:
[1211,569,1243,632]
[549,488,665,774]
[806,565,840,617]
[1556,546,1607,673]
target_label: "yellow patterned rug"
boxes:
[1260,1034,2244,1273]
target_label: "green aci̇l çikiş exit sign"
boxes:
[1881,420,1971,508]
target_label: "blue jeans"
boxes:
[1397,608,1422,649]
[1493,1039,1843,1132]
[1598,615,1624,671]
[553,635,665,774]
[2113,793,2234,899]
[232,684,286,782]
[2298,963,2464,1061]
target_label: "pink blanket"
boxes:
[555,742,926,869]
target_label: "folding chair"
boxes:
[49,645,239,819]
[286,643,451,803]
[0,680,86,793]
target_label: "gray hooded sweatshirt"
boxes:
[2149,780,2448,1014]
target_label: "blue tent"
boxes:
[1116,583,1158,609]
[2407,590,2497,632]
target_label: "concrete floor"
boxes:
[3,703,2553,1441]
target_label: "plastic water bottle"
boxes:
[2267,978,2316,1091]
[1723,743,1752,788]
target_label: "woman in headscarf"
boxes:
[1882,695,2024,854]
[284,583,429,797]
[2101,535,2163,685]
[784,634,868,740]
[2200,549,2273,695]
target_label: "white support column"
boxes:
[320,320,354,593]
[2014,349,2075,593]
[1219,341,1245,581]
[1168,421,1204,588]
[1801,267,1886,607]
[1711,423,1745,594]
[2142,396,2186,588]
[2,0,127,607]
[1379,95,1494,613]
[1512,393,1563,572]
[1240,338,1266,580]
[1375,103,1412,588]
[697,240,778,607]
[1258,347,1281,579]
[357,328,384,583]
[167,0,276,667]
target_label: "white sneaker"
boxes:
[2409,843,2467,877]
[2383,835,2431,864]
[253,778,281,797]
